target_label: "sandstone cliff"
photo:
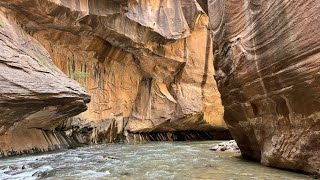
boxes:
[0,11,90,156]
[208,0,320,175]
[0,0,228,155]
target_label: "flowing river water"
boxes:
[0,141,312,180]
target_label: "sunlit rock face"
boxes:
[208,0,320,175]
[0,0,228,153]
[0,11,90,156]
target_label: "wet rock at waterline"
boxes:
[210,140,240,153]
[208,0,320,175]
[0,11,90,157]
[58,116,232,145]
[9,165,18,171]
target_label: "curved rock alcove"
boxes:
[0,0,229,157]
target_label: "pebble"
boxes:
[9,165,18,170]
[102,155,119,160]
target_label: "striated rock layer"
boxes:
[0,0,229,155]
[0,11,90,156]
[208,0,320,175]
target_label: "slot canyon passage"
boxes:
[0,0,318,179]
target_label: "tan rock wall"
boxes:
[33,30,141,122]
[0,11,89,156]
[0,0,229,156]
[32,15,226,133]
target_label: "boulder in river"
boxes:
[210,140,240,153]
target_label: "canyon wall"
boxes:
[0,0,229,155]
[0,11,90,156]
[208,0,320,175]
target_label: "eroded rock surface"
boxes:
[0,11,90,156]
[0,0,229,154]
[208,0,320,175]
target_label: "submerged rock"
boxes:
[9,166,18,171]
[102,155,119,160]
[32,171,55,178]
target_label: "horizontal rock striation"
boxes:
[208,0,320,175]
[0,11,90,156]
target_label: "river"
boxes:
[0,141,312,180]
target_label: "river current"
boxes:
[0,141,312,180]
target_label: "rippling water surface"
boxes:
[0,141,312,180]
